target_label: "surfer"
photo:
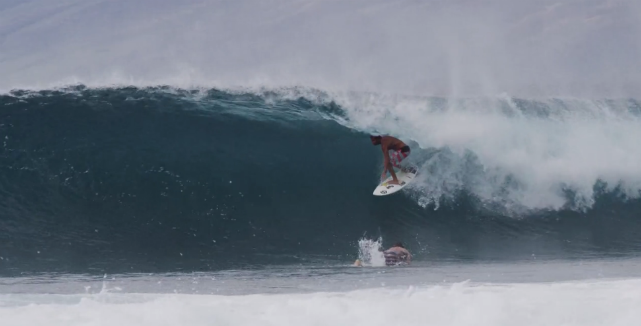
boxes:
[370,135,411,185]
[383,242,411,266]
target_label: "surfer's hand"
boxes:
[380,172,387,181]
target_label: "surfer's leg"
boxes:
[389,150,402,169]
[392,150,410,172]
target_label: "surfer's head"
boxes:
[394,242,404,248]
[370,135,382,145]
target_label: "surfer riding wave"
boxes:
[370,135,411,185]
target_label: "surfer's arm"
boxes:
[380,143,389,177]
[381,142,389,162]
[381,142,399,181]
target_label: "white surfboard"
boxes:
[373,165,418,196]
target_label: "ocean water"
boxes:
[2,0,641,325]
[2,258,641,325]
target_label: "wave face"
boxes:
[1,87,641,275]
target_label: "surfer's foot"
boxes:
[388,180,401,185]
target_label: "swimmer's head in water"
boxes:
[394,242,404,248]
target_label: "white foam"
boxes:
[357,237,386,267]
[1,279,640,326]
[333,94,641,212]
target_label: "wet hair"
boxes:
[394,242,404,248]
[370,135,382,143]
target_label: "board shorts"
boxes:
[383,250,409,266]
[389,146,410,168]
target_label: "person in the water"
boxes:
[352,242,412,267]
[370,135,411,185]
[383,242,411,266]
